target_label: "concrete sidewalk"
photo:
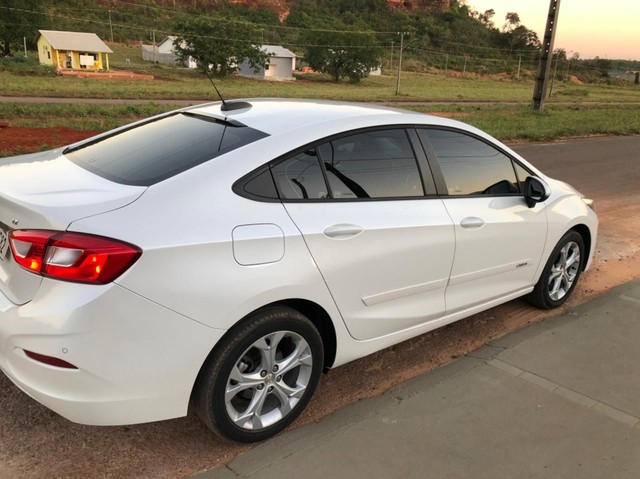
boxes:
[194,280,640,479]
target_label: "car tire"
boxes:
[528,230,585,309]
[193,306,324,443]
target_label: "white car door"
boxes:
[417,128,548,313]
[274,128,455,341]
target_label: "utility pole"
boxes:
[532,0,562,111]
[395,32,406,96]
[108,10,114,43]
[152,30,156,64]
[548,54,560,97]
[390,41,394,70]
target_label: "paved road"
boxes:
[515,135,640,202]
[196,280,640,479]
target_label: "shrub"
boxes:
[0,57,58,76]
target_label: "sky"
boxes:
[465,0,640,60]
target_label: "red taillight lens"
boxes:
[24,350,78,369]
[9,230,141,284]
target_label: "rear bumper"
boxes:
[0,280,224,426]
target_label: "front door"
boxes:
[273,128,456,340]
[417,128,548,313]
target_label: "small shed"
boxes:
[37,30,112,71]
[141,36,197,68]
[238,45,296,80]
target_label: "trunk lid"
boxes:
[0,149,146,305]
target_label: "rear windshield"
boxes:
[64,113,268,186]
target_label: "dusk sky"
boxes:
[466,0,640,60]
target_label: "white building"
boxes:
[237,45,296,80]
[141,36,196,68]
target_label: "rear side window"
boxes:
[419,129,519,196]
[321,129,424,199]
[271,149,329,200]
[64,113,268,186]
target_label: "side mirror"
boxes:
[523,176,550,208]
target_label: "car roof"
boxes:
[185,98,444,136]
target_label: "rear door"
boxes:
[277,128,455,341]
[417,128,548,313]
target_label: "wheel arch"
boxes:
[570,223,592,271]
[191,298,338,402]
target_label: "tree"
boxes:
[173,16,269,77]
[302,28,382,83]
[1,0,46,57]
[502,12,521,33]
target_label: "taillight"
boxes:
[9,230,141,284]
[24,350,78,369]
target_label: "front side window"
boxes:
[513,161,532,188]
[419,129,519,196]
[65,113,267,186]
[320,129,424,199]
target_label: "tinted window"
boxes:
[271,149,329,200]
[420,129,519,196]
[513,162,531,187]
[321,129,424,199]
[242,166,278,199]
[65,113,268,186]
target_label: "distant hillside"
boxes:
[98,0,450,20]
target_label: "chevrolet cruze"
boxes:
[0,99,597,442]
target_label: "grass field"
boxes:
[3,69,640,103]
[405,104,640,142]
[2,44,639,157]
[3,44,640,104]
[2,103,639,144]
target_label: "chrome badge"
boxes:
[0,229,8,261]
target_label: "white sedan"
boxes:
[0,99,597,442]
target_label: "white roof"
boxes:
[187,99,434,136]
[38,30,113,54]
[260,45,296,58]
[157,36,178,47]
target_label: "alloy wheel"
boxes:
[224,330,313,431]
[547,240,581,301]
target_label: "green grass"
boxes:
[2,103,639,148]
[0,103,175,130]
[3,63,640,103]
[405,104,640,142]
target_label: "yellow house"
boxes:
[37,30,112,71]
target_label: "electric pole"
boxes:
[395,32,407,96]
[109,10,114,43]
[532,0,562,111]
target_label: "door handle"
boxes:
[460,217,485,229]
[323,224,364,239]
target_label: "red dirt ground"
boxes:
[59,69,154,81]
[0,126,101,156]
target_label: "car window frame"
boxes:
[416,126,531,198]
[233,125,440,203]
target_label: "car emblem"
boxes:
[0,230,8,262]
[12,219,19,226]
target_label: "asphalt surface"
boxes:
[194,279,640,479]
